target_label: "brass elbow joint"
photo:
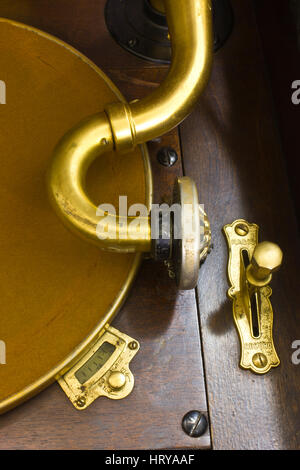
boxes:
[47,113,152,253]
[47,0,213,286]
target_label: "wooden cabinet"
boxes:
[0,0,299,450]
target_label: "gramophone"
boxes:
[0,0,284,419]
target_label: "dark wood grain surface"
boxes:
[255,0,300,222]
[0,0,210,450]
[180,0,300,450]
[0,0,299,450]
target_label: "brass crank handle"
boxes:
[47,0,213,288]
[224,220,283,374]
[246,241,283,287]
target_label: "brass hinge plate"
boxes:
[223,219,280,374]
[58,325,139,409]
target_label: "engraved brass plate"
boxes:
[223,219,280,374]
[58,325,139,409]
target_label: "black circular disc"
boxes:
[105,0,234,64]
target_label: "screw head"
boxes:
[182,410,208,438]
[127,38,138,48]
[252,352,268,369]
[235,223,249,236]
[157,147,178,167]
[101,138,109,146]
[76,396,86,408]
[128,341,138,350]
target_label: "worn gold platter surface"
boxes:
[0,19,151,412]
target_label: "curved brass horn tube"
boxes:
[48,0,213,252]
[48,114,152,252]
[105,0,213,149]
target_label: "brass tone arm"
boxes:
[47,113,152,252]
[106,0,213,150]
[48,0,213,255]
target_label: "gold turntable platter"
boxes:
[0,19,151,412]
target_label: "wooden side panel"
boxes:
[255,0,300,221]
[180,0,300,450]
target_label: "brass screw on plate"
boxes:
[235,223,249,236]
[129,341,138,350]
[252,353,268,369]
[76,396,86,408]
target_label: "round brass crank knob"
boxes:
[108,371,126,390]
[151,176,211,290]
[246,241,283,287]
[172,177,211,290]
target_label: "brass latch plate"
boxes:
[223,219,280,374]
[58,325,139,409]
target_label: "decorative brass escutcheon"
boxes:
[58,325,139,410]
[223,219,282,374]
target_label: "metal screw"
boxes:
[182,411,208,438]
[101,138,109,146]
[127,38,138,48]
[252,352,268,369]
[150,137,162,144]
[164,260,176,279]
[235,223,249,236]
[76,396,86,408]
[129,341,138,350]
[157,147,178,167]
